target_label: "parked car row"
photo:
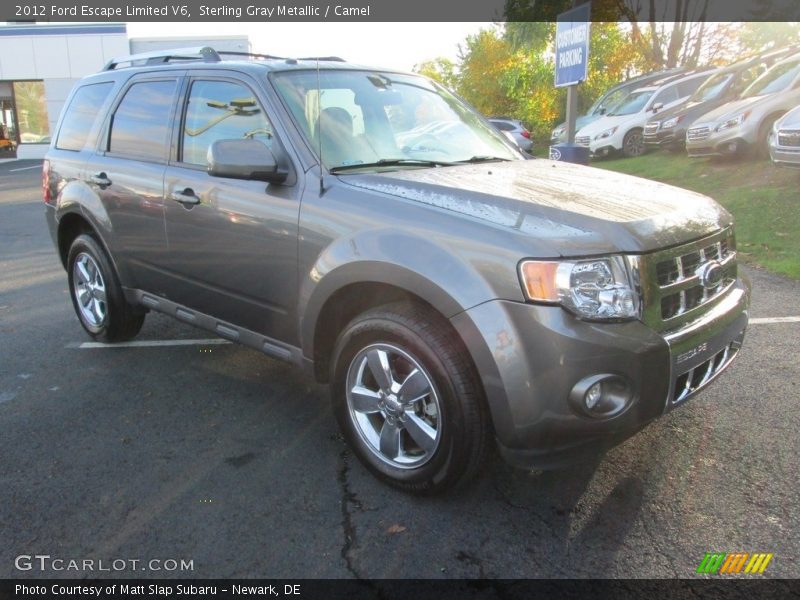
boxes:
[551,44,800,165]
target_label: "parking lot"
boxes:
[1,159,799,579]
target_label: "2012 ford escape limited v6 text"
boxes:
[44,48,749,494]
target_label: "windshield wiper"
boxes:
[329,158,455,173]
[457,155,512,164]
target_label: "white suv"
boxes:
[576,70,714,158]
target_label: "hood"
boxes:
[576,114,637,138]
[339,160,731,256]
[693,95,765,125]
[778,105,800,129]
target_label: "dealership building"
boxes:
[0,23,249,159]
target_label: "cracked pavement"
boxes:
[1,161,799,579]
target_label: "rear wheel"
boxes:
[622,129,645,158]
[67,234,145,342]
[330,302,488,494]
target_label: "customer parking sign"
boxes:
[555,3,591,88]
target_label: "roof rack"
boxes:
[104,46,222,70]
[103,46,346,71]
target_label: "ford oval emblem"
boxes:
[697,261,724,290]
[550,147,562,161]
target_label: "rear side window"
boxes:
[108,79,177,161]
[492,121,515,131]
[56,82,114,151]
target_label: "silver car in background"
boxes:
[769,104,800,167]
[687,53,800,158]
[489,117,533,153]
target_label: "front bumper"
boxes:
[769,141,800,167]
[451,280,749,469]
[686,125,755,157]
[644,128,685,149]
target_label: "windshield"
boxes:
[590,87,630,116]
[608,90,654,116]
[271,70,520,171]
[741,60,800,98]
[691,72,734,102]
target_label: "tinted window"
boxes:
[491,121,515,131]
[108,80,177,160]
[56,82,113,151]
[676,77,705,98]
[182,80,273,166]
[653,85,679,106]
[691,73,734,102]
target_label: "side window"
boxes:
[732,66,762,95]
[108,79,177,161]
[493,121,514,131]
[181,80,273,166]
[56,82,114,151]
[653,85,679,106]
[677,78,703,98]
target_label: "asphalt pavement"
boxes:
[1,159,798,579]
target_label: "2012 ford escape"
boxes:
[44,48,750,494]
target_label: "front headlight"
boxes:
[662,116,682,129]
[716,112,749,132]
[519,257,639,320]
[594,126,618,141]
[552,126,565,139]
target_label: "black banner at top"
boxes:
[2,0,800,22]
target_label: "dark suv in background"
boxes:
[44,47,749,494]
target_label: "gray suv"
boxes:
[44,48,750,494]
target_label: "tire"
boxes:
[622,129,645,158]
[330,302,488,494]
[67,233,145,342]
[756,118,779,160]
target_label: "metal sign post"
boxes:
[551,1,591,163]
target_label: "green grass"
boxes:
[596,151,800,280]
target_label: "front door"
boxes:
[161,76,301,341]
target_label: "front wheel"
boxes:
[330,302,488,494]
[622,129,645,158]
[67,234,145,342]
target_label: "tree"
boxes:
[413,58,459,90]
[456,28,519,118]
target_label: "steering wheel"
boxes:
[401,133,451,155]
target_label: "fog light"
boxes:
[585,382,602,410]
[569,374,633,418]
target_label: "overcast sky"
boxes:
[125,22,494,71]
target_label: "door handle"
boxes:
[90,172,112,187]
[170,187,200,206]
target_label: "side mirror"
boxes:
[652,102,664,113]
[207,139,288,184]
[597,106,607,115]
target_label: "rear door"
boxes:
[84,73,182,289]
[160,72,301,341]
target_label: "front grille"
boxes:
[778,130,800,147]
[687,126,710,142]
[644,122,660,135]
[575,136,590,147]
[672,340,740,403]
[639,229,737,333]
